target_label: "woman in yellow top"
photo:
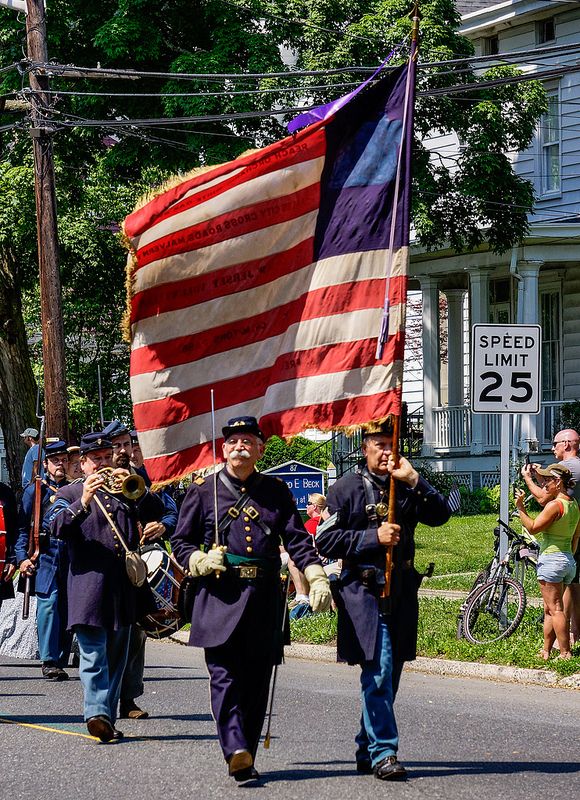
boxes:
[515,463,580,660]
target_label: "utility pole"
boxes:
[25,0,69,439]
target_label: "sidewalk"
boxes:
[168,631,580,690]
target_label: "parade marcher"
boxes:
[66,445,83,482]
[49,432,156,742]
[15,439,72,680]
[20,427,43,489]
[316,420,451,781]
[102,420,175,720]
[0,480,18,610]
[171,416,331,785]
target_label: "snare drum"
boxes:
[139,543,186,639]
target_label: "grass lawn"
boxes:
[290,601,580,677]
[289,513,578,675]
[415,514,541,596]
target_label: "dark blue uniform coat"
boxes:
[50,483,159,631]
[15,480,69,595]
[171,469,321,648]
[171,467,322,762]
[317,471,450,665]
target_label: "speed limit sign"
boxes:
[471,324,541,414]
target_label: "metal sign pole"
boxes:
[499,413,511,557]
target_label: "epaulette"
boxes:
[194,476,205,485]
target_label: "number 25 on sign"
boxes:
[471,324,541,414]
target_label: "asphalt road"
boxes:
[1,641,579,800]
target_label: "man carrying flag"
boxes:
[316,420,450,780]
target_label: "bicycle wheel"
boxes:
[463,577,526,645]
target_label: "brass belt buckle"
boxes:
[239,565,258,579]
[245,505,259,520]
[228,506,240,519]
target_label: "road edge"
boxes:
[167,632,579,690]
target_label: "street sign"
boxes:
[263,460,326,511]
[471,324,541,414]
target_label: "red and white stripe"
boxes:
[125,122,407,483]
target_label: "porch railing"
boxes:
[431,400,565,452]
[433,406,471,449]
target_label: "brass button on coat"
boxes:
[246,546,253,553]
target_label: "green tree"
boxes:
[258,435,332,471]
[0,0,292,460]
[265,0,547,253]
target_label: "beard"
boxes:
[114,452,130,469]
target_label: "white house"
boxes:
[409,0,580,488]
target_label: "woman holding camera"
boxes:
[516,463,580,660]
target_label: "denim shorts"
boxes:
[536,551,577,584]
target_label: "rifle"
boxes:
[22,414,45,619]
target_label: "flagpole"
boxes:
[380,5,419,612]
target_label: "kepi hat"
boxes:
[222,416,265,442]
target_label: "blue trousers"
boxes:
[36,574,72,667]
[75,625,131,723]
[355,619,404,767]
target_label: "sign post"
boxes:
[471,324,541,555]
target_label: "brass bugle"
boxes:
[97,467,146,501]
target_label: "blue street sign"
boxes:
[263,460,326,511]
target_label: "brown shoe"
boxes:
[87,715,115,743]
[227,749,253,776]
[119,700,149,719]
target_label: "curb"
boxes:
[167,632,579,690]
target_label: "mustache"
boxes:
[231,449,252,459]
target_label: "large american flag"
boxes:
[124,64,414,484]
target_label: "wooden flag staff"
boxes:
[379,413,400,615]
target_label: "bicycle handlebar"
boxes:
[497,519,538,549]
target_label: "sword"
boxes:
[263,573,291,749]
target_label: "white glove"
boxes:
[188,547,227,577]
[304,563,331,613]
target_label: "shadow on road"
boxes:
[404,760,580,778]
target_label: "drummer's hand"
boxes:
[81,472,105,507]
[142,521,166,541]
[2,563,16,581]
[19,558,36,577]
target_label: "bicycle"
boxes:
[457,519,538,644]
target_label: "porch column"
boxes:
[418,275,440,456]
[466,267,493,454]
[442,289,466,406]
[517,260,543,452]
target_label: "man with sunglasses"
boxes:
[522,429,580,645]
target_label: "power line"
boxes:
[21,80,361,101]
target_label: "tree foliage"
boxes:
[0,0,547,461]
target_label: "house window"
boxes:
[537,18,556,45]
[540,92,560,195]
[540,288,562,401]
[490,278,512,324]
[482,35,499,55]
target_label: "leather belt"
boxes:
[230,564,264,579]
